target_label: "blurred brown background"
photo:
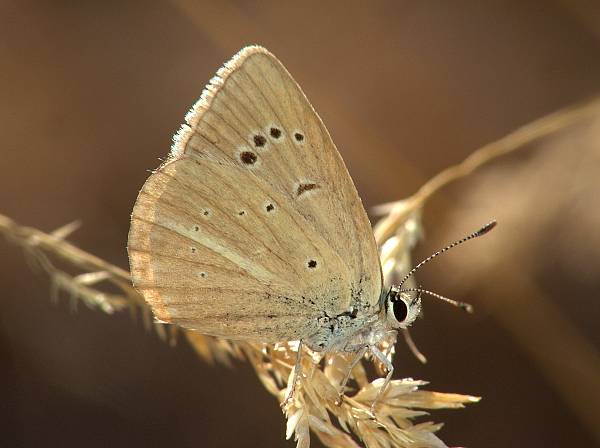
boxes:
[1,1,599,447]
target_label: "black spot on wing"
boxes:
[296,182,319,197]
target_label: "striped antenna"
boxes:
[397,220,497,289]
[399,287,474,313]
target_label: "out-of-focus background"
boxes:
[1,2,599,447]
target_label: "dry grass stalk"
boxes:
[373,95,600,244]
[3,97,599,447]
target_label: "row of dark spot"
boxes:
[192,202,274,223]
[240,126,304,166]
[189,203,275,251]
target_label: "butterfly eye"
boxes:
[385,289,419,328]
[392,299,408,323]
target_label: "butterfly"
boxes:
[127,45,495,411]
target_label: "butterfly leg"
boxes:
[335,346,368,406]
[368,344,394,417]
[281,340,304,411]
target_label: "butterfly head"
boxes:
[378,221,498,332]
[382,286,422,329]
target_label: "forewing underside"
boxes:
[128,46,382,342]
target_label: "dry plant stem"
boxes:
[0,215,130,281]
[0,214,145,315]
[374,95,600,244]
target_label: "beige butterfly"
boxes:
[127,45,494,409]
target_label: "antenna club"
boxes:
[458,302,475,313]
[475,220,497,236]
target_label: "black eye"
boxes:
[392,299,408,323]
